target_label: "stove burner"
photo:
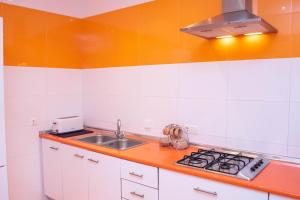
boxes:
[220,163,231,170]
[190,159,203,165]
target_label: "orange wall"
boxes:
[1,0,300,69]
[0,3,83,68]
[81,0,300,68]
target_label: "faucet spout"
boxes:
[115,119,124,139]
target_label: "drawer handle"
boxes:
[129,172,143,178]
[193,187,217,197]
[49,147,59,151]
[74,154,84,159]
[88,158,99,164]
[130,191,144,198]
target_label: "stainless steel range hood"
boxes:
[180,0,277,39]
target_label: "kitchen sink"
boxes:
[77,135,115,145]
[76,135,145,150]
[102,138,145,150]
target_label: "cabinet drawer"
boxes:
[121,160,158,188]
[42,139,61,152]
[122,180,158,200]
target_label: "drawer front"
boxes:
[121,160,158,188]
[43,139,61,152]
[160,169,268,200]
[122,180,158,200]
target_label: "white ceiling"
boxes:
[0,0,153,18]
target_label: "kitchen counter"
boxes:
[40,129,300,199]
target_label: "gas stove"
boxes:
[176,149,269,181]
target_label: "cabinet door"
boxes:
[269,194,297,200]
[0,166,8,200]
[160,169,268,200]
[88,151,121,200]
[61,145,88,200]
[42,139,63,200]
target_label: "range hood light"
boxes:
[216,35,233,39]
[244,32,263,36]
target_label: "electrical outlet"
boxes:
[183,124,198,135]
[143,119,153,131]
[31,118,38,126]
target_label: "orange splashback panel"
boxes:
[1,0,300,69]
[0,3,82,68]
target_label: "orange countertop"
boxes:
[40,130,300,199]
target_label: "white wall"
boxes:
[4,66,82,200]
[83,58,300,159]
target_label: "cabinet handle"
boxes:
[49,147,59,151]
[193,187,217,197]
[130,191,144,198]
[129,172,143,178]
[88,158,99,164]
[74,154,84,159]
[0,165,4,168]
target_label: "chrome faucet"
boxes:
[115,119,124,139]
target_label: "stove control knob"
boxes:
[251,167,256,172]
[259,159,264,164]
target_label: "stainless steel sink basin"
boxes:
[76,134,145,150]
[77,135,115,145]
[102,138,145,150]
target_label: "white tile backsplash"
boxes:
[140,97,178,137]
[288,102,300,147]
[82,58,300,158]
[226,138,287,156]
[177,99,226,137]
[46,68,82,96]
[4,67,46,98]
[227,101,289,144]
[290,58,300,101]
[141,64,179,98]
[179,62,228,100]
[288,146,300,158]
[228,59,291,101]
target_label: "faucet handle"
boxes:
[117,119,121,128]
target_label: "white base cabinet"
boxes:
[42,139,296,200]
[42,139,121,200]
[269,194,297,200]
[159,169,268,200]
[42,139,63,200]
[88,151,120,200]
[61,144,89,200]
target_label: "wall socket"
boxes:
[143,119,153,131]
[31,118,38,126]
[183,124,198,135]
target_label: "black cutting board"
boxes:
[49,129,93,138]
